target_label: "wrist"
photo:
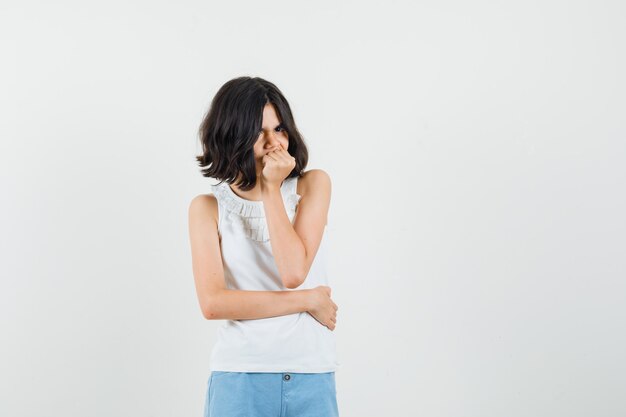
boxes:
[261,179,282,196]
[299,289,313,312]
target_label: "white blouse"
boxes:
[207,175,340,373]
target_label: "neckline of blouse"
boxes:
[224,178,289,206]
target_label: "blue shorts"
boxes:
[203,371,339,417]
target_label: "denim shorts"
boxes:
[203,371,339,417]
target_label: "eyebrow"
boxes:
[261,123,283,131]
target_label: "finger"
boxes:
[265,152,280,162]
[265,147,278,155]
[274,144,290,155]
[270,146,289,162]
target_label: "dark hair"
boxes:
[196,76,309,191]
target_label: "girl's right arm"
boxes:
[188,194,337,329]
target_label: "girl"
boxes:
[188,76,340,417]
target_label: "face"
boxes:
[253,103,289,174]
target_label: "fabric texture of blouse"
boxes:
[208,175,340,373]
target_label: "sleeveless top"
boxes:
[208,176,340,373]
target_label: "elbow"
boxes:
[284,281,300,290]
[203,305,224,320]
[201,293,222,320]
[202,307,218,320]
[283,272,306,289]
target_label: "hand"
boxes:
[260,143,296,187]
[307,285,338,331]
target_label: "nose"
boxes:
[266,133,281,148]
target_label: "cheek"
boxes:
[253,143,264,158]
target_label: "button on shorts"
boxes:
[203,371,339,417]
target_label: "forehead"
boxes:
[261,103,281,127]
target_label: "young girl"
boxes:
[188,76,340,417]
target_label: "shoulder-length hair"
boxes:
[196,76,309,191]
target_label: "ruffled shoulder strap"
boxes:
[210,181,265,218]
[281,176,302,212]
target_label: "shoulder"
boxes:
[188,193,219,225]
[298,169,331,194]
[297,169,331,200]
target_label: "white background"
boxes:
[1,1,625,416]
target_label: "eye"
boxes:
[258,124,286,136]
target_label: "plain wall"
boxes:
[1,1,624,416]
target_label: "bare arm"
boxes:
[188,194,313,320]
[262,169,331,289]
[204,288,311,320]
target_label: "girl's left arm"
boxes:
[262,169,331,289]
